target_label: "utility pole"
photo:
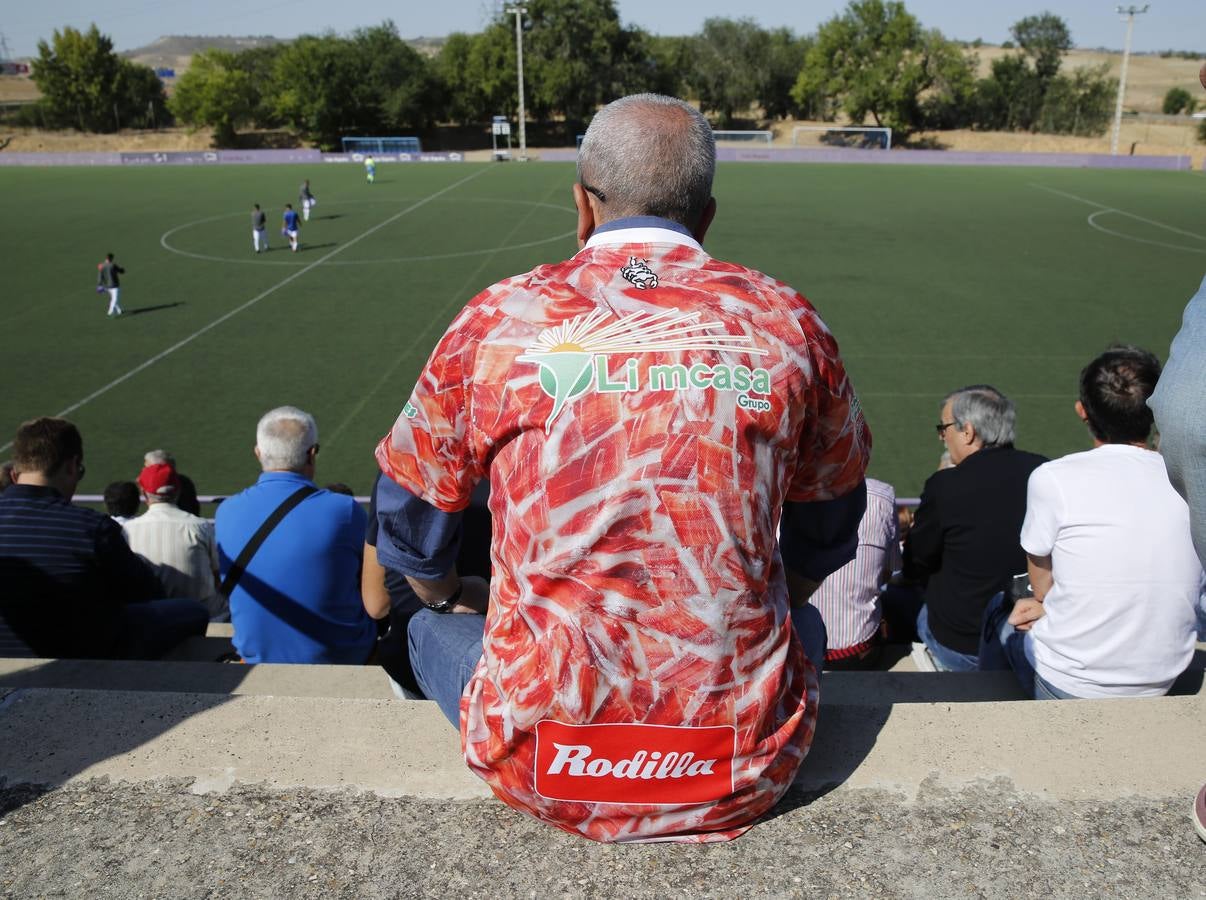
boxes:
[504,5,528,160]
[1110,4,1149,155]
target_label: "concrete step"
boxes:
[0,657,1037,703]
[0,685,1201,803]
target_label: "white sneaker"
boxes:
[910,642,937,672]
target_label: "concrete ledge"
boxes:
[0,684,1201,804]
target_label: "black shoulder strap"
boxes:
[220,485,318,597]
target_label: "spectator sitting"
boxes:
[103,480,140,525]
[124,462,225,620]
[143,449,201,516]
[364,473,493,698]
[980,346,1202,699]
[0,417,208,659]
[806,478,899,669]
[898,385,1047,671]
[216,406,375,664]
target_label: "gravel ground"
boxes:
[1,778,1203,899]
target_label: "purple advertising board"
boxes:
[321,152,464,163]
[540,146,1193,170]
[0,149,323,167]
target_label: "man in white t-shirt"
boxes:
[979,345,1202,699]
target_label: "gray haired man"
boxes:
[900,385,1047,671]
[373,94,870,842]
[215,406,375,664]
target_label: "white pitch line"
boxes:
[1031,183,1206,242]
[0,166,492,454]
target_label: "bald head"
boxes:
[577,94,716,230]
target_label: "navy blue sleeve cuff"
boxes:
[373,473,464,580]
[780,480,867,583]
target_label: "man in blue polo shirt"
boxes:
[0,417,208,658]
[216,406,374,664]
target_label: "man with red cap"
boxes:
[124,460,224,619]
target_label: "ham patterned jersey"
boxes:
[377,223,870,843]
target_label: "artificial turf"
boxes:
[3,160,1203,500]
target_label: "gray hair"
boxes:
[255,406,318,472]
[577,93,716,229]
[143,449,175,467]
[944,385,1016,448]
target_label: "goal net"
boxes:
[712,130,772,145]
[791,126,892,151]
[341,136,423,155]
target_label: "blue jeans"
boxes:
[115,598,210,660]
[1149,272,1206,569]
[409,604,830,728]
[977,591,1079,700]
[916,605,979,672]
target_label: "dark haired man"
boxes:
[252,204,269,253]
[980,346,1202,699]
[0,417,208,658]
[97,252,124,317]
[103,480,140,524]
[375,94,869,843]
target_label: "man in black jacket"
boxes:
[903,385,1046,671]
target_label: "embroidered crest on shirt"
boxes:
[517,308,771,431]
[620,257,659,290]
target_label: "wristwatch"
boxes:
[421,582,462,612]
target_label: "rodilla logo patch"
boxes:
[534,721,736,805]
[517,308,769,431]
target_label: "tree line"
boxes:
[22,0,1127,148]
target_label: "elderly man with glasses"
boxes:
[899,385,1047,671]
[215,406,375,664]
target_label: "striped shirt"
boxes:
[0,484,163,657]
[807,478,899,654]
[124,503,222,618]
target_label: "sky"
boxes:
[4,0,1204,60]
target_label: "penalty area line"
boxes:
[0,166,492,454]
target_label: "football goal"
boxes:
[712,130,772,145]
[791,126,892,151]
[341,136,422,155]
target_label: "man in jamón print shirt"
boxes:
[375,93,871,843]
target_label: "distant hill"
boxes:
[120,35,284,72]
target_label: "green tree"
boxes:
[169,50,254,144]
[1011,12,1071,82]
[1035,65,1115,136]
[31,24,165,132]
[1163,86,1196,115]
[231,44,286,128]
[792,0,972,135]
[435,26,516,124]
[350,22,439,132]
[759,29,811,120]
[688,18,767,126]
[270,34,362,147]
[520,0,633,127]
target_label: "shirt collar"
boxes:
[256,471,316,487]
[583,216,704,253]
[3,484,65,500]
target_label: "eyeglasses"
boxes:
[935,422,958,436]
[580,181,606,203]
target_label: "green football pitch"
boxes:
[3,160,1203,500]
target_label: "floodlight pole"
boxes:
[1110,4,1149,155]
[505,5,528,161]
